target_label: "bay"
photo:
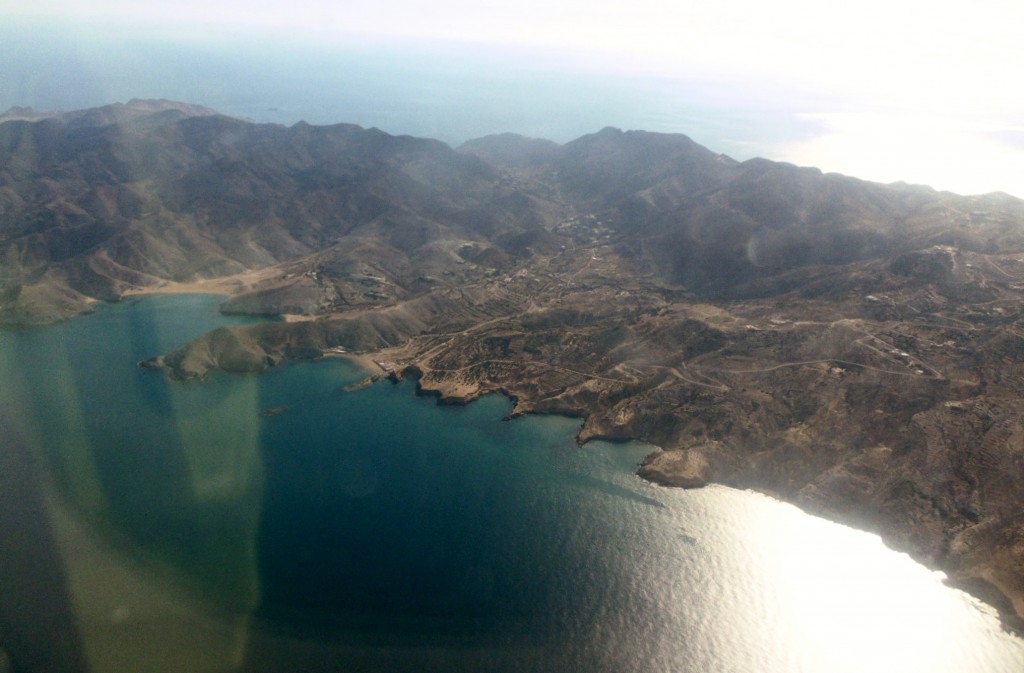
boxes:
[1,295,1022,673]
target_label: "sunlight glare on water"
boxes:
[667,486,1024,673]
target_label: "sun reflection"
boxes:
[724,488,1024,673]
[783,111,1024,198]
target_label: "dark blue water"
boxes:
[1,295,1022,673]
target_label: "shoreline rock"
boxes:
[637,446,713,488]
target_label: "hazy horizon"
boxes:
[3,2,1023,198]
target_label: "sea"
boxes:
[1,294,1022,673]
[0,22,818,159]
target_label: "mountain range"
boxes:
[3,99,1024,628]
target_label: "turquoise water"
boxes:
[1,295,1023,673]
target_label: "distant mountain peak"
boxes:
[0,99,222,128]
[458,132,560,167]
[120,98,220,116]
[1,105,35,117]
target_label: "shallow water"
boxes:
[1,295,1022,672]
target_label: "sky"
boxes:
[3,0,1024,197]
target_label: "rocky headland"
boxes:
[4,101,1024,628]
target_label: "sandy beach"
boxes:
[121,268,281,298]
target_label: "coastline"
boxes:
[381,358,1024,635]
[11,269,1024,670]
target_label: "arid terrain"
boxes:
[4,100,1024,628]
